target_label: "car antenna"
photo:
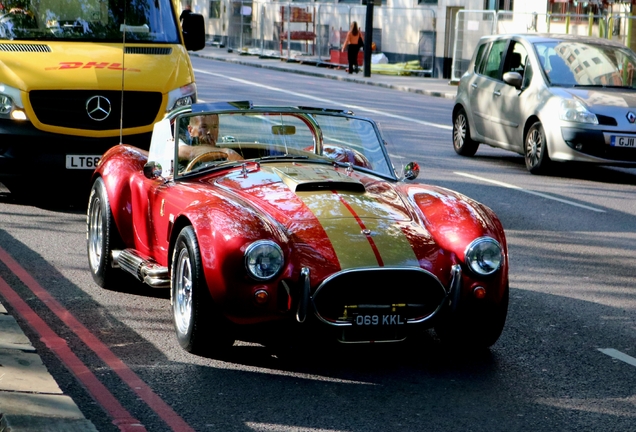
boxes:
[119,7,127,145]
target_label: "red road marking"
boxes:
[0,246,195,432]
[0,275,146,432]
[332,191,384,266]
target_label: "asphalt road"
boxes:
[0,57,635,431]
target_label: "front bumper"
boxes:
[560,127,636,163]
[0,119,151,183]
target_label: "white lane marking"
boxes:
[193,68,453,131]
[599,348,636,368]
[454,172,606,213]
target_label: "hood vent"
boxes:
[295,181,365,193]
[0,43,50,52]
[125,47,172,55]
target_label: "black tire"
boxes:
[171,226,234,355]
[525,121,551,174]
[86,177,124,288]
[434,285,509,349]
[453,108,480,157]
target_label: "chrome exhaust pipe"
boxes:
[112,249,170,288]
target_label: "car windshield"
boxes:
[534,40,636,88]
[173,110,394,178]
[0,0,179,42]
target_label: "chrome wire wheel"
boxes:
[173,248,193,337]
[87,197,103,272]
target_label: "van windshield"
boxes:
[0,0,180,43]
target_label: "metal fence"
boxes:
[451,10,636,83]
[203,1,436,76]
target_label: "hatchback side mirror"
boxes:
[503,71,523,90]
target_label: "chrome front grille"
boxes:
[311,267,448,327]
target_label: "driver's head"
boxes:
[188,114,219,145]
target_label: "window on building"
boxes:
[209,0,220,19]
[418,0,438,5]
[483,0,514,11]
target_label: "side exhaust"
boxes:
[112,249,170,288]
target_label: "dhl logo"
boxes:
[45,62,141,72]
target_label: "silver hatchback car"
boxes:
[454,34,636,173]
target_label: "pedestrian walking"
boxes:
[342,21,363,74]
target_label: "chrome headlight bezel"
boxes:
[464,237,503,276]
[244,240,284,281]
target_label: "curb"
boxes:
[0,302,98,432]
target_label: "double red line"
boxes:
[0,246,194,432]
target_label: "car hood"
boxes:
[1,42,192,93]
[214,163,426,269]
[559,87,636,110]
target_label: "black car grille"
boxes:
[312,268,448,325]
[29,90,162,130]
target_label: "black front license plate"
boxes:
[353,314,406,326]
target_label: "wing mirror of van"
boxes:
[182,13,206,51]
[503,72,523,90]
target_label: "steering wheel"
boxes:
[184,150,230,172]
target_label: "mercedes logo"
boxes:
[86,95,112,121]
[627,111,636,124]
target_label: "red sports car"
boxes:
[87,101,509,355]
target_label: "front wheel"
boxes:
[525,122,551,174]
[453,108,480,157]
[171,226,234,355]
[86,177,124,288]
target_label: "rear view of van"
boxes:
[0,0,204,195]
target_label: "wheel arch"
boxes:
[522,115,541,145]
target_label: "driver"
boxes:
[178,114,243,162]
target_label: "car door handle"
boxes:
[471,83,477,89]
[493,90,501,96]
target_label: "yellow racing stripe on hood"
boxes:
[296,190,419,269]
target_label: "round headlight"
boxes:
[245,240,284,281]
[464,237,503,276]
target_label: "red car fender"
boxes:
[93,145,148,248]
[399,183,509,303]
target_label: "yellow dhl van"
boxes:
[0,0,204,193]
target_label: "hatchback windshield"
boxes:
[0,0,179,42]
[535,40,636,88]
[175,111,394,178]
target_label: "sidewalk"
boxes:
[0,300,98,432]
[0,47,456,432]
[191,45,458,100]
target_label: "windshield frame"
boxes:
[170,106,398,182]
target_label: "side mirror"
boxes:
[402,161,419,181]
[182,13,206,51]
[503,71,523,90]
[143,161,163,180]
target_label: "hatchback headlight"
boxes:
[166,83,197,111]
[559,99,598,124]
[245,240,284,280]
[464,237,503,276]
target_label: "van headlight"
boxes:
[0,83,27,120]
[166,83,197,111]
[245,240,284,280]
[464,237,503,276]
[559,99,598,124]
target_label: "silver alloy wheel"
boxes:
[453,113,467,150]
[526,127,542,168]
[87,197,103,272]
[174,248,193,336]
